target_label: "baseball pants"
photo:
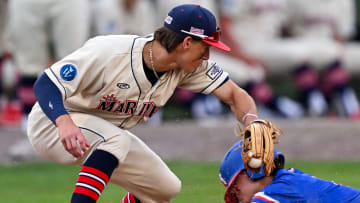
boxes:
[28,103,181,203]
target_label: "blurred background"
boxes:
[2,0,360,123]
[1,0,360,202]
[0,0,359,172]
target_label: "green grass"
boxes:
[0,161,359,203]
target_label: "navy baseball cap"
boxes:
[164,4,231,52]
[219,141,285,202]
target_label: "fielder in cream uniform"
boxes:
[27,4,260,203]
[38,34,227,129]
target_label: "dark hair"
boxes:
[154,27,201,53]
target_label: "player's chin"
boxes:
[183,65,198,73]
[239,196,252,203]
[186,62,202,73]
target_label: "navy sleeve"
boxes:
[33,73,68,124]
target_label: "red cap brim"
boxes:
[203,39,231,52]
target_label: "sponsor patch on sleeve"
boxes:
[60,64,77,81]
[206,64,223,80]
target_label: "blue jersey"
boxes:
[252,168,360,203]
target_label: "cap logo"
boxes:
[190,27,204,35]
[164,15,173,24]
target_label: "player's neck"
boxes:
[144,41,178,72]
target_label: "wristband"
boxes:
[242,113,258,123]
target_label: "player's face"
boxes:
[178,38,210,73]
[229,171,257,203]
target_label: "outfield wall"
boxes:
[0,118,359,163]
[133,118,360,161]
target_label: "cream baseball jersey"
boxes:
[39,35,228,129]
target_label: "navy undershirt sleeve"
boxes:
[33,73,68,124]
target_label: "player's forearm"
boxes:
[214,80,258,126]
[230,87,258,126]
[34,72,69,124]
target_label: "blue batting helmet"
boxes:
[219,141,285,202]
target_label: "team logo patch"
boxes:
[60,64,77,81]
[206,64,223,80]
[117,83,130,89]
[165,15,173,24]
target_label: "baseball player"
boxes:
[220,141,360,203]
[28,4,263,203]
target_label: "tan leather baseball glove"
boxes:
[235,120,283,176]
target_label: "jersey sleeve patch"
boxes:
[206,64,223,80]
[60,64,77,81]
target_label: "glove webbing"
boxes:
[236,120,282,176]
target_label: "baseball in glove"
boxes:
[235,119,283,176]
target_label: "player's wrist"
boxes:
[242,113,258,126]
[55,114,72,127]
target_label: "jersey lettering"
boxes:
[124,101,137,115]
[113,102,125,113]
[137,102,153,116]
[97,94,118,112]
[96,94,160,118]
[148,105,160,118]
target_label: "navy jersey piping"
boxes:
[119,36,142,128]
[49,68,68,99]
[134,71,172,125]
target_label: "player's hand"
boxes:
[55,114,90,158]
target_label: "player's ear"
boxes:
[182,36,193,50]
